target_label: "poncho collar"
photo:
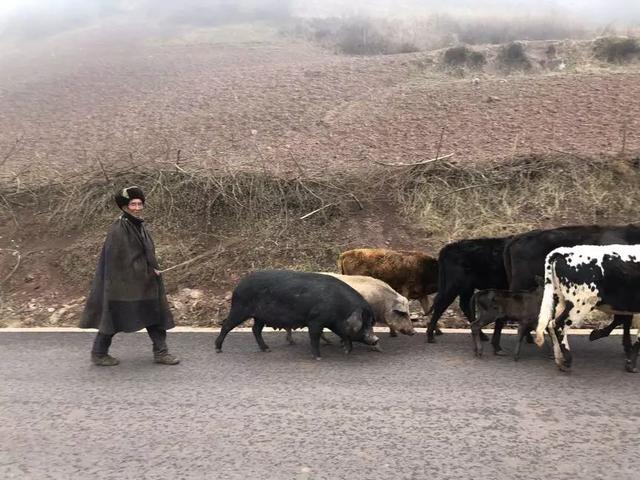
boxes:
[121,210,144,226]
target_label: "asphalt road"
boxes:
[1,330,638,480]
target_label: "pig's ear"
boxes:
[393,307,410,317]
[346,311,363,333]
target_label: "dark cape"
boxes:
[79,212,175,334]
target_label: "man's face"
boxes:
[125,199,144,218]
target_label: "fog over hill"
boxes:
[0,0,639,44]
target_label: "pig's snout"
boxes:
[366,334,380,346]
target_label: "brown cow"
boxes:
[338,248,439,331]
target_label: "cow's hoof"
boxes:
[494,349,508,357]
[513,356,520,362]
[215,348,222,353]
[474,350,483,358]
[435,328,444,336]
[371,345,383,353]
[479,331,490,342]
[260,347,271,353]
[624,362,638,373]
[315,356,322,361]
[389,331,398,338]
[589,329,604,342]
[558,364,571,372]
[426,335,436,344]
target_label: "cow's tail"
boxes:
[535,254,558,347]
[469,291,478,324]
[503,238,514,287]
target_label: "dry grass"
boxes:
[3,154,639,249]
[394,155,640,242]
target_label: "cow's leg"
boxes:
[285,328,295,345]
[514,322,527,361]
[214,308,248,352]
[252,319,271,352]
[547,321,563,366]
[470,318,486,357]
[419,296,442,337]
[621,315,633,355]
[625,337,640,373]
[589,315,623,341]
[470,311,493,357]
[426,288,459,343]
[320,332,334,345]
[553,303,575,371]
[459,290,489,342]
[492,318,507,356]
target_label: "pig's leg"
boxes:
[285,328,295,345]
[308,324,323,360]
[389,326,398,337]
[252,320,270,352]
[214,308,247,352]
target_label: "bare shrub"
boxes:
[442,45,486,69]
[282,16,419,55]
[593,36,640,63]
[496,42,531,72]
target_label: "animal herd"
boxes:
[214,223,640,374]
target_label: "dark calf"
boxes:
[470,287,542,359]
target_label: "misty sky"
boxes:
[0,0,639,42]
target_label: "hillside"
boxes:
[1,23,639,327]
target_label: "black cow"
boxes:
[504,224,640,353]
[535,244,640,372]
[426,237,512,343]
[214,270,379,359]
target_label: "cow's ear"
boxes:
[346,311,363,333]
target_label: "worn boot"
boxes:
[91,354,120,366]
[154,352,180,365]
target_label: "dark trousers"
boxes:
[92,325,168,357]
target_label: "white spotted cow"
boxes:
[535,244,640,372]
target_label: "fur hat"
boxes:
[115,186,145,209]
